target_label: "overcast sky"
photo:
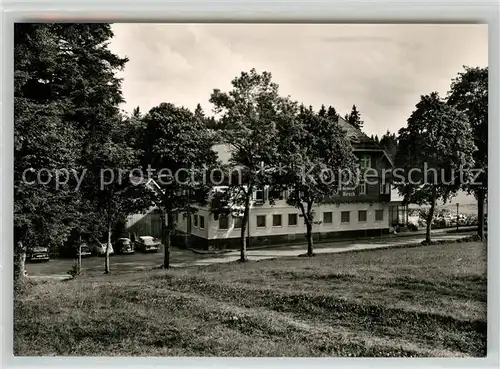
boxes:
[109,23,488,137]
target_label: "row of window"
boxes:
[253,183,390,202]
[218,210,384,230]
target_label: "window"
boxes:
[273,214,282,227]
[323,212,333,224]
[360,155,372,169]
[193,215,198,227]
[269,190,284,200]
[341,211,350,223]
[218,215,229,229]
[359,181,366,195]
[288,213,298,226]
[234,216,243,229]
[199,215,205,229]
[375,209,384,221]
[256,215,266,228]
[255,189,265,202]
[358,210,367,222]
[380,183,390,195]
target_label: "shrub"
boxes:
[67,262,80,278]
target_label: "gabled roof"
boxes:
[337,116,381,150]
[211,116,393,167]
[337,116,394,168]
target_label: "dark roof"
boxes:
[211,117,391,165]
[337,116,382,150]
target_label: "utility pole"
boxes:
[186,188,191,248]
[456,202,459,232]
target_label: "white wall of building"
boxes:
[176,209,210,239]
[198,200,389,241]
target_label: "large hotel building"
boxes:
[126,116,396,250]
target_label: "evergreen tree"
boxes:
[14,24,150,278]
[318,104,327,117]
[327,105,338,119]
[345,104,364,130]
[379,130,398,163]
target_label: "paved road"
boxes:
[173,232,474,267]
[26,230,475,278]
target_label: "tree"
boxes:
[194,103,204,121]
[379,130,398,163]
[447,66,488,240]
[89,114,152,274]
[142,103,217,268]
[327,105,338,119]
[209,69,294,262]
[14,24,83,281]
[273,106,357,256]
[318,104,327,117]
[345,104,364,130]
[59,24,130,273]
[14,23,131,279]
[395,92,476,243]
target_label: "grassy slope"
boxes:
[14,242,487,357]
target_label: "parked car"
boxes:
[407,215,420,230]
[114,238,134,254]
[135,236,161,253]
[91,241,114,256]
[27,246,50,262]
[76,243,92,258]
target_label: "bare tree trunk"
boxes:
[164,230,171,268]
[240,202,250,262]
[162,211,173,269]
[306,220,314,256]
[425,188,437,243]
[298,201,314,256]
[78,234,82,274]
[477,188,485,241]
[14,239,27,281]
[105,222,111,274]
[239,188,252,262]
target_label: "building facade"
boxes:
[171,117,394,250]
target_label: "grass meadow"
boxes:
[14,241,487,357]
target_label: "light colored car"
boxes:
[92,242,114,256]
[407,215,420,230]
[135,236,161,253]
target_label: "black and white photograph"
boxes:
[13,22,488,357]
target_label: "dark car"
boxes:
[114,238,134,254]
[134,236,161,253]
[27,247,50,262]
[76,243,92,258]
